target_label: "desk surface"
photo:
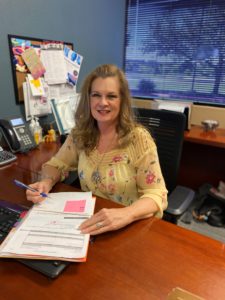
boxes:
[184,125,225,148]
[0,148,225,300]
[15,141,60,173]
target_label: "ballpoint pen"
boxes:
[13,179,50,198]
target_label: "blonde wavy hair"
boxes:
[71,64,138,153]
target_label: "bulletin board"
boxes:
[8,34,73,104]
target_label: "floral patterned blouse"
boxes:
[43,127,168,218]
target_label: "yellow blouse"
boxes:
[44,127,168,218]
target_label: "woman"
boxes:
[26,64,168,235]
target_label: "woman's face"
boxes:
[90,77,121,128]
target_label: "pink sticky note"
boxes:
[64,200,86,213]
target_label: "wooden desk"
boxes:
[178,126,225,190]
[0,164,225,299]
[15,141,60,173]
[184,125,225,149]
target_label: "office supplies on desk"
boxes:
[0,199,70,278]
[13,179,49,198]
[0,192,95,262]
[0,117,36,153]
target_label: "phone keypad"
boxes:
[21,134,33,146]
[0,150,17,166]
[14,126,35,151]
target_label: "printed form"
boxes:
[0,192,95,262]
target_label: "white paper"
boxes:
[40,49,67,84]
[0,192,95,260]
[48,83,76,99]
[23,80,52,121]
[35,191,93,214]
[64,46,83,87]
[158,102,187,113]
[27,74,45,96]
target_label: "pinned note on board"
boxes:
[27,74,45,96]
[21,47,46,79]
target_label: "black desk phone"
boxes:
[0,117,36,153]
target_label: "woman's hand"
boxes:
[79,207,133,235]
[26,179,52,203]
[79,197,158,235]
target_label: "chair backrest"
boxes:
[135,108,186,192]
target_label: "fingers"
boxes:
[79,209,107,235]
[79,218,110,235]
[79,208,126,235]
[26,189,44,203]
[26,181,51,203]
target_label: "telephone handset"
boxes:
[0,117,36,153]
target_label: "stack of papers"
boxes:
[0,192,95,262]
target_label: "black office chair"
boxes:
[134,108,195,223]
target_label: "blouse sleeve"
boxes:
[43,134,79,181]
[133,127,168,218]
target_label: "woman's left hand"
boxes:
[79,207,132,235]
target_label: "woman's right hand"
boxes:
[26,179,53,203]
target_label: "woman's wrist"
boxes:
[126,198,157,221]
[123,206,137,223]
[40,175,55,189]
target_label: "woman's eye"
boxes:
[90,93,119,100]
[108,95,118,100]
[91,93,100,98]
